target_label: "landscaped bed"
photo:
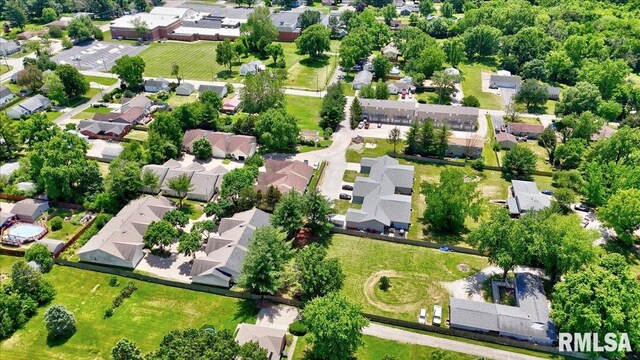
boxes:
[0,264,258,359]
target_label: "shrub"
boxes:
[418,99,427,104]
[288,320,308,336]
[193,137,212,160]
[470,157,485,171]
[112,296,123,308]
[462,95,481,107]
[44,305,76,338]
[92,27,104,41]
[25,244,54,273]
[378,275,391,291]
[49,216,63,231]
[121,282,138,298]
[94,213,113,229]
[109,276,119,287]
[61,37,73,49]
[48,25,63,39]
[104,307,114,318]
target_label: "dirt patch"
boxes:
[479,185,503,199]
[457,264,470,272]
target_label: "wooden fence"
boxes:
[53,216,97,259]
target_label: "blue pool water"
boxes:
[8,224,46,239]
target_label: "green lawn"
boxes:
[138,41,337,90]
[0,64,12,75]
[67,88,101,108]
[83,106,113,114]
[343,170,358,182]
[519,141,553,172]
[416,91,440,104]
[84,75,117,86]
[123,129,149,142]
[458,62,502,110]
[167,93,198,107]
[0,255,21,276]
[0,265,257,359]
[293,334,474,360]
[180,200,205,219]
[483,115,500,167]
[327,234,489,323]
[333,199,351,214]
[285,94,323,131]
[46,208,85,241]
[45,111,62,121]
[346,138,404,163]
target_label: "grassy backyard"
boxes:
[458,62,502,110]
[346,138,404,163]
[84,75,118,86]
[285,94,323,131]
[45,208,85,241]
[123,129,149,142]
[167,93,198,107]
[0,264,257,359]
[327,234,489,323]
[138,41,337,90]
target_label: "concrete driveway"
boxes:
[255,305,300,331]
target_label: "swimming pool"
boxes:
[7,224,46,239]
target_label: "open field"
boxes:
[84,75,117,86]
[327,234,489,323]
[458,62,502,110]
[138,41,337,90]
[293,334,474,360]
[346,138,404,163]
[0,264,257,359]
[285,94,323,131]
[519,140,553,172]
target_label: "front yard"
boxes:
[0,264,258,359]
[346,138,404,163]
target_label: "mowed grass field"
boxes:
[285,94,323,131]
[326,234,489,323]
[138,41,337,90]
[0,263,258,359]
[458,62,502,110]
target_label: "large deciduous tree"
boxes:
[296,23,330,58]
[271,190,305,237]
[295,243,344,301]
[514,79,548,110]
[215,39,237,73]
[55,64,89,99]
[463,25,501,59]
[555,81,602,116]
[240,6,277,53]
[239,226,293,294]
[240,71,285,113]
[168,174,193,208]
[502,144,537,179]
[143,220,177,252]
[255,108,300,153]
[112,55,146,89]
[111,339,143,360]
[598,189,640,245]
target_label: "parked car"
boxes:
[342,184,354,191]
[574,203,590,212]
[377,122,382,128]
[418,308,427,325]
[313,162,319,169]
[339,193,352,200]
[364,122,370,129]
[357,122,364,129]
[541,189,554,195]
[433,305,442,326]
[439,246,452,252]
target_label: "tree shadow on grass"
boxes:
[300,55,330,69]
[233,299,260,322]
[216,70,236,80]
[46,331,75,348]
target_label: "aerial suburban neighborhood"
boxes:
[0,0,639,359]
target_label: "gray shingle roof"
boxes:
[509,180,550,214]
[353,70,373,86]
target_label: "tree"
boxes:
[433,124,450,157]
[178,232,201,262]
[406,45,445,78]
[191,220,216,242]
[552,254,640,359]
[514,79,548,110]
[215,39,237,73]
[461,95,480,108]
[44,305,76,338]
[25,244,53,273]
[296,243,344,301]
[192,137,212,160]
[350,97,362,129]
[554,138,586,170]
[220,167,258,205]
[555,81,602,116]
[19,112,59,148]
[143,220,177,252]
[43,71,66,105]
[432,70,459,104]
[598,189,640,245]
[163,210,189,228]
[553,188,575,214]
[88,0,116,16]
[168,174,193,208]
[469,209,527,280]
[171,63,182,85]
[597,101,623,123]
[578,59,631,100]
[375,80,390,100]
[0,114,20,161]
[9,261,55,305]
[372,55,391,80]
[419,0,434,16]
[271,190,305,237]
[300,9,321,30]
[55,64,89,99]
[302,189,335,236]
[502,144,536,179]
[538,126,557,164]
[463,25,501,59]
[387,127,401,154]
[555,112,603,143]
[3,0,28,30]
[241,71,285,113]
[320,82,346,130]
[239,226,293,294]
[303,293,368,359]
[240,6,277,53]
[17,65,44,94]
[381,4,396,25]
[421,168,483,234]
[255,109,300,153]
[442,37,466,68]
[296,23,330,58]
[441,1,454,18]
[265,43,284,64]
[504,27,553,66]
[111,339,143,360]
[519,59,547,81]
[112,55,146,89]
[130,18,150,40]
[42,7,58,23]
[134,0,147,11]
[545,50,574,84]
[141,168,160,192]
[67,16,96,42]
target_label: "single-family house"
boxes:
[121,94,154,114]
[489,74,522,89]
[388,81,415,95]
[141,160,227,201]
[0,87,15,106]
[239,60,266,76]
[6,95,52,119]
[398,4,419,15]
[352,70,373,90]
[93,106,145,125]
[449,273,557,345]
[101,144,124,160]
[78,196,175,268]
[144,78,170,93]
[591,125,616,141]
[198,84,228,99]
[547,86,561,101]
[507,180,551,216]
[381,43,400,61]
[11,199,50,222]
[191,208,271,287]
[175,82,195,96]
[446,137,483,159]
[256,159,314,194]
[507,123,544,139]
[496,132,517,150]
[78,120,131,140]
[345,156,414,233]
[0,38,20,56]
[222,97,242,114]
[182,129,257,161]
[394,0,404,7]
[235,324,286,360]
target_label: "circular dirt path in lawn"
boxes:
[364,270,445,313]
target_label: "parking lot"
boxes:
[52,41,147,72]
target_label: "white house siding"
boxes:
[78,248,142,269]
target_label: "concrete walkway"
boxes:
[363,323,547,360]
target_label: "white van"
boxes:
[433,305,442,326]
[418,308,427,325]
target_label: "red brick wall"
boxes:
[278,32,299,42]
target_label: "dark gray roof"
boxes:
[78,120,129,135]
[0,87,14,98]
[353,70,373,85]
[19,95,51,112]
[510,180,550,214]
[198,84,226,96]
[490,74,522,85]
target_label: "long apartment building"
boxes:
[360,99,479,131]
